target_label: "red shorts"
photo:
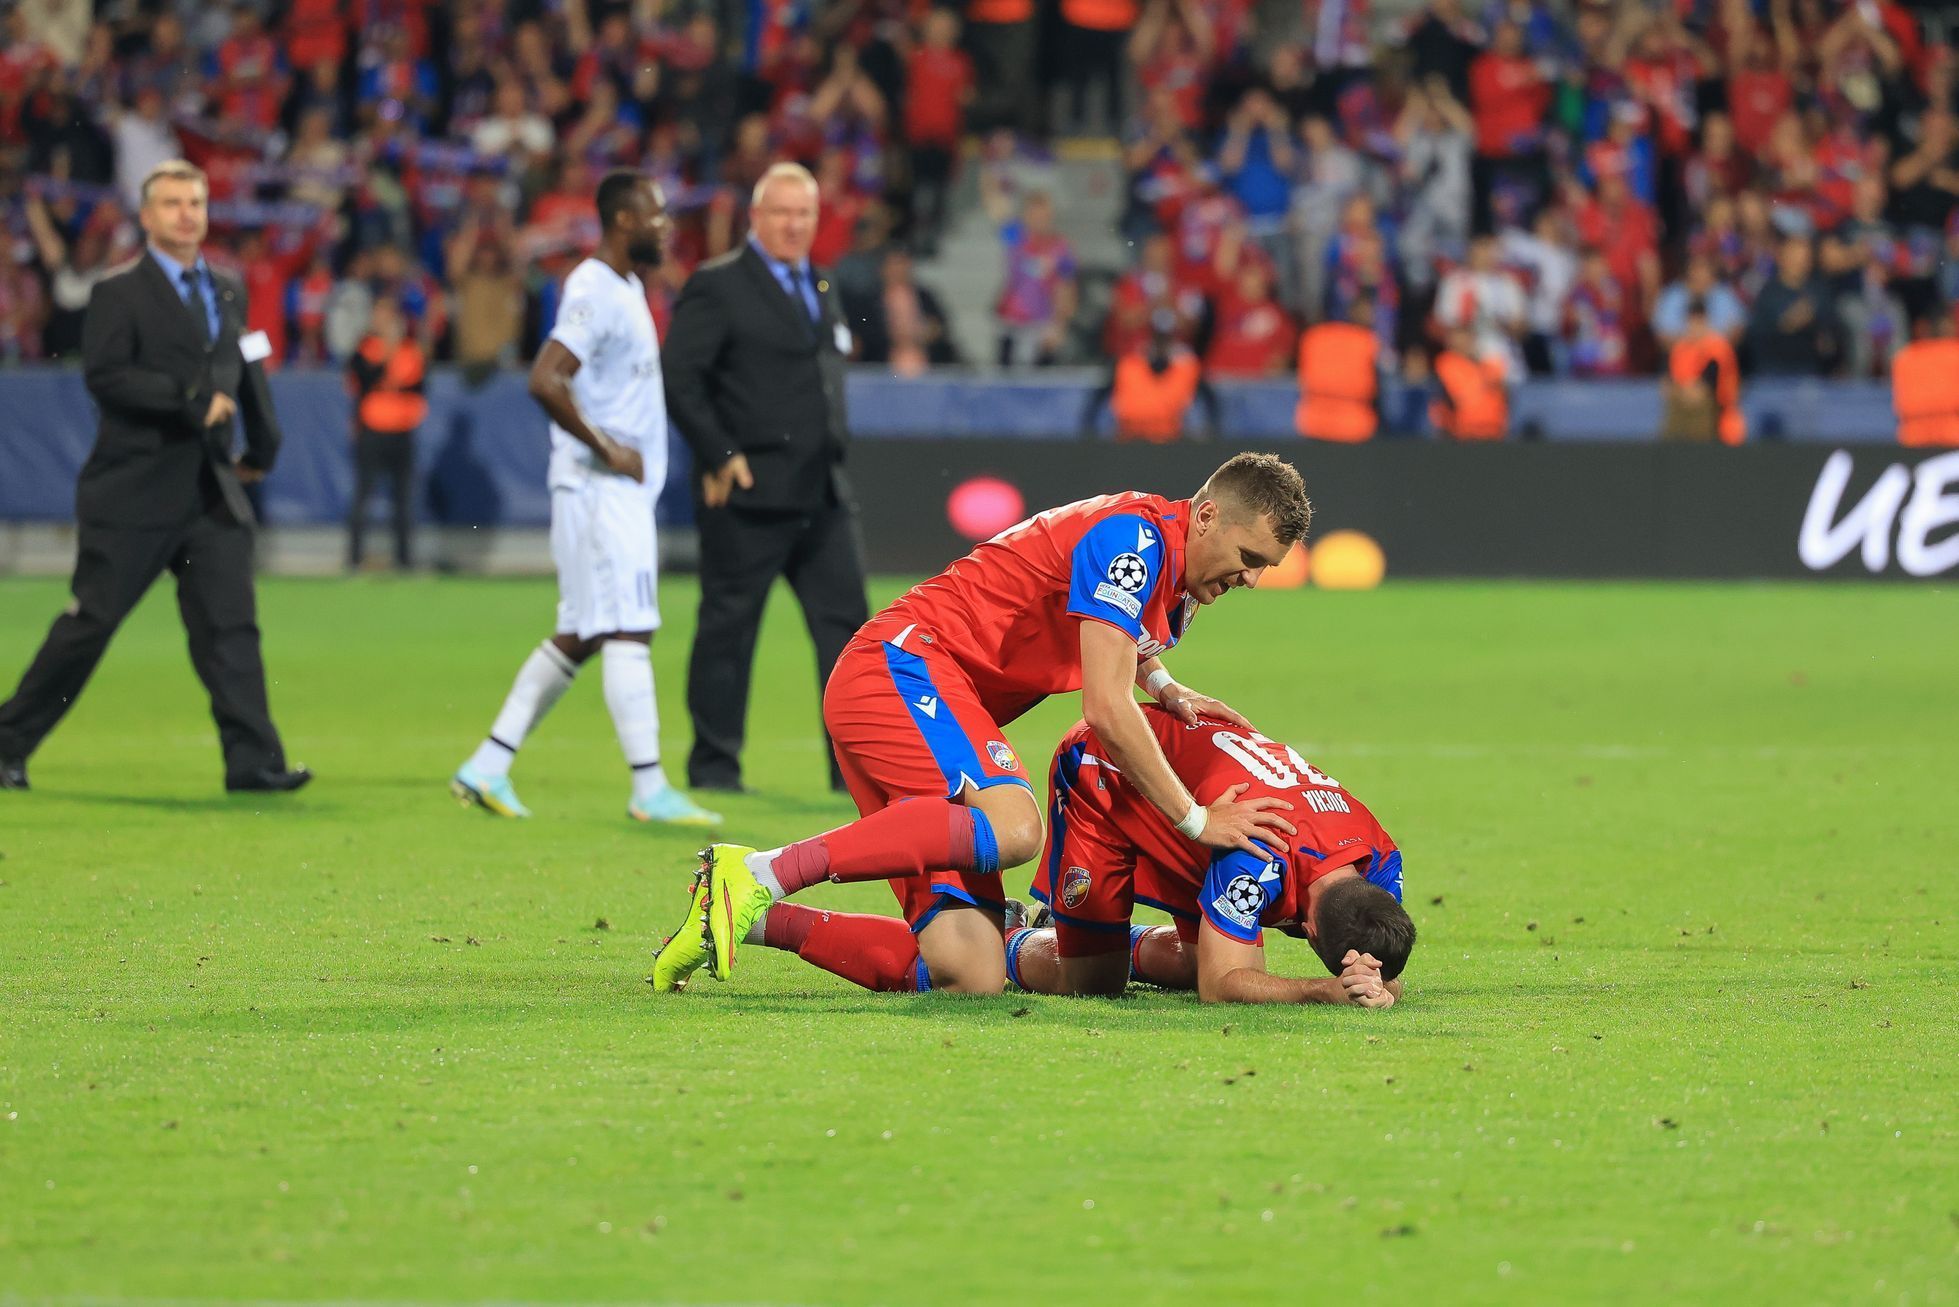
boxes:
[1033,729,1209,956]
[824,633,1034,930]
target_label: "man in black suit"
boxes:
[663,162,871,792]
[0,160,308,794]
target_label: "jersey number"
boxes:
[1210,731,1340,791]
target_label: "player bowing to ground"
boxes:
[651,453,1312,995]
[1004,706,1414,1005]
[451,172,718,828]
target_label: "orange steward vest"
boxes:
[356,336,428,434]
[1668,332,1745,444]
[1892,338,1959,447]
[1294,321,1379,442]
[1430,350,1508,440]
[1062,0,1139,31]
[1112,350,1200,442]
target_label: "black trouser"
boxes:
[349,428,415,569]
[0,510,285,777]
[967,19,1038,134]
[1066,25,1126,134]
[911,144,956,250]
[686,491,870,790]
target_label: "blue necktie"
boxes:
[787,264,816,337]
[181,268,211,345]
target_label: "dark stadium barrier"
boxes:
[847,442,1959,580]
[3,370,1949,579]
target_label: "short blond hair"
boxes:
[751,162,818,210]
[139,159,208,206]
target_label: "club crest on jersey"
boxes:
[1106,552,1150,593]
[986,740,1019,772]
[1062,866,1092,909]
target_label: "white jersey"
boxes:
[545,257,667,494]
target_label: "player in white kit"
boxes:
[451,172,718,827]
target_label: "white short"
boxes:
[551,477,659,638]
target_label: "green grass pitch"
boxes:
[1,574,1954,1305]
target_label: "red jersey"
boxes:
[861,492,1195,724]
[1107,710,1402,944]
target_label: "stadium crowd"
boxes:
[1,0,1956,395]
[1079,0,1959,390]
[0,0,979,371]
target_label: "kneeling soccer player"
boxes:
[649,454,1314,995]
[1006,706,1414,1005]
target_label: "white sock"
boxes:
[468,641,578,777]
[602,640,667,802]
[746,848,787,902]
[744,912,770,946]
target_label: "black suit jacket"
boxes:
[77,250,283,528]
[662,244,851,513]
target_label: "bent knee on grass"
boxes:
[920,908,1008,994]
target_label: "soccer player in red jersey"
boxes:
[650,454,1313,995]
[1005,705,1415,1005]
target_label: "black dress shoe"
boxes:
[0,757,27,791]
[690,775,747,794]
[225,765,314,793]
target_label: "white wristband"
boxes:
[1144,668,1175,699]
[1173,799,1207,840]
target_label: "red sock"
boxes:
[763,903,924,992]
[769,798,983,894]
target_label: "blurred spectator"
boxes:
[106,88,179,210]
[1105,232,1204,357]
[23,191,130,357]
[1468,19,1551,226]
[0,247,49,363]
[1501,205,1577,375]
[1821,176,1909,377]
[1434,233,1525,373]
[1566,247,1633,378]
[1129,0,1212,136]
[1747,233,1842,375]
[902,8,972,256]
[1652,254,1747,353]
[1406,0,1484,104]
[1892,313,1959,446]
[1295,296,1381,441]
[1218,88,1294,252]
[1394,77,1474,293]
[471,79,553,164]
[855,246,958,375]
[1084,311,1219,441]
[1431,326,1510,439]
[1661,299,1745,444]
[446,220,526,378]
[988,189,1077,367]
[346,297,426,571]
[1206,260,1295,379]
[1291,115,1367,318]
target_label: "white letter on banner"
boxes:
[1897,450,1959,577]
[1798,450,1912,573]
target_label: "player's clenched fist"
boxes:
[1197,780,1296,856]
[1338,949,1395,1007]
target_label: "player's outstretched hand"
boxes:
[602,440,646,483]
[701,452,755,507]
[1159,683,1252,729]
[1198,781,1296,856]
